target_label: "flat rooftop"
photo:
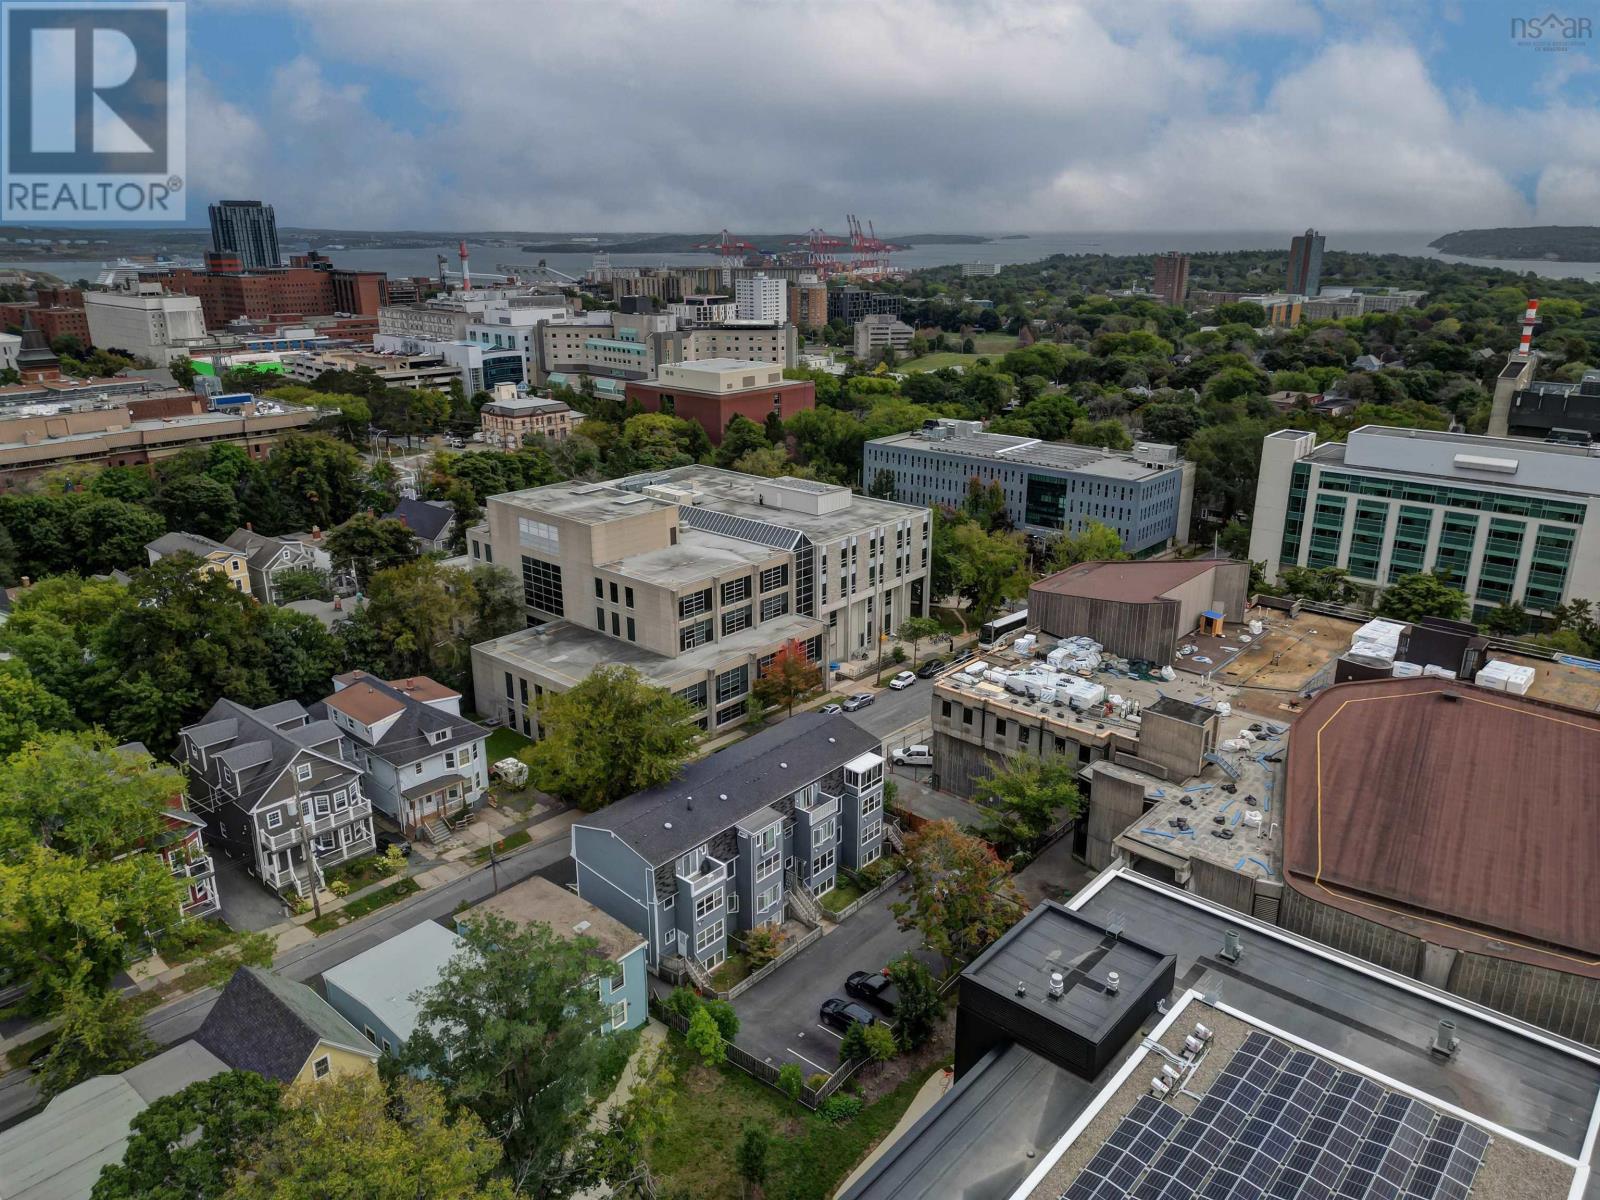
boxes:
[319,920,461,1045]
[1032,560,1221,604]
[661,356,785,372]
[1284,678,1600,976]
[491,480,676,525]
[459,876,643,961]
[869,429,1180,480]
[841,871,1600,1200]
[605,527,776,587]
[472,611,823,691]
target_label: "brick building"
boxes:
[154,252,388,326]
[623,358,814,445]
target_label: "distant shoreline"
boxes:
[1429,225,1600,263]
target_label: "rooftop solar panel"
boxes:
[1057,1033,1491,1200]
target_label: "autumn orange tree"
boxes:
[751,639,822,717]
[891,819,1023,972]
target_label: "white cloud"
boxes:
[183,2,1593,232]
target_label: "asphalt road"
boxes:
[730,890,939,1075]
[0,826,576,1129]
[836,677,933,744]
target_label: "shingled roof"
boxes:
[195,967,376,1083]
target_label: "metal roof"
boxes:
[320,921,462,1046]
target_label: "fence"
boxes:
[651,998,847,1110]
[719,922,824,1001]
[825,867,907,924]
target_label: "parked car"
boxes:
[819,703,842,715]
[888,671,916,690]
[845,970,897,1013]
[916,658,946,679]
[948,648,975,667]
[820,997,879,1031]
[842,692,875,712]
[892,744,933,767]
[376,833,412,857]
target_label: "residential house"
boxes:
[118,740,222,920]
[280,527,356,594]
[194,966,380,1084]
[223,527,321,604]
[144,531,252,595]
[321,920,462,1056]
[179,699,374,898]
[460,876,648,1032]
[572,712,887,974]
[319,672,489,841]
[384,497,456,552]
[0,1042,228,1200]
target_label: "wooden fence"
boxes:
[825,867,907,923]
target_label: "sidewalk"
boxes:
[573,1019,667,1200]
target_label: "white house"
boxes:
[318,673,490,843]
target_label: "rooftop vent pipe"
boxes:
[1220,930,1243,962]
[1430,1019,1460,1058]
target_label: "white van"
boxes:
[892,744,933,767]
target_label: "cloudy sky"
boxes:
[186,0,1600,232]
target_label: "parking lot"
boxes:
[730,889,940,1075]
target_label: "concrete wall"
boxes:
[1136,709,1217,781]
[932,729,1007,800]
[1187,857,1258,918]
[1029,592,1181,663]
[1084,772,1147,870]
[1249,430,1316,582]
[1278,885,1424,977]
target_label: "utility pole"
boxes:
[293,779,322,919]
[489,838,501,896]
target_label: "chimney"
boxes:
[20,576,30,588]
[245,521,253,532]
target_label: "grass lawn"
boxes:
[323,855,399,891]
[894,351,980,373]
[708,952,751,992]
[819,876,866,914]
[471,828,531,863]
[966,331,1019,354]
[307,876,421,935]
[484,727,535,762]
[648,1037,943,1200]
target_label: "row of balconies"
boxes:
[259,799,373,851]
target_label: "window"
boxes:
[1019,726,1030,746]
[756,826,779,854]
[812,848,835,876]
[863,821,882,844]
[295,763,312,782]
[679,588,712,619]
[517,517,559,554]
[721,577,751,605]
[676,681,707,709]
[314,795,330,816]
[625,586,634,608]
[626,617,636,642]
[333,789,348,809]
[662,894,675,912]
[941,699,952,719]
[760,564,788,592]
[383,1038,393,1054]
[680,618,714,651]
[594,577,603,598]
[995,718,1007,737]
[861,793,881,818]
[716,700,745,726]
[715,664,749,704]
[363,1026,377,1044]
[695,891,722,920]
[609,580,619,603]
[760,593,789,621]
[611,612,620,637]
[722,605,752,636]
[962,707,973,726]
[695,919,725,954]
[609,999,629,1029]
[864,844,882,866]
[265,810,283,830]
[756,851,781,881]
[812,822,833,847]
[313,1055,331,1079]
[522,556,565,615]
[757,885,779,911]
[596,607,605,630]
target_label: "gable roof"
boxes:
[223,527,307,570]
[195,967,376,1082]
[147,531,233,560]
[317,673,484,767]
[579,712,881,863]
[383,498,454,542]
[183,698,356,811]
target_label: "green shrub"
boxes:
[663,987,703,1021]
[378,845,406,876]
[805,1071,830,1091]
[686,1006,726,1067]
[743,924,787,969]
[705,998,740,1043]
[328,879,351,898]
[778,1062,804,1101]
[817,1093,863,1123]
[861,1023,897,1062]
[839,1021,870,1062]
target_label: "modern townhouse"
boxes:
[223,527,321,604]
[572,713,887,975]
[179,699,375,898]
[470,467,931,738]
[145,531,253,595]
[319,672,489,842]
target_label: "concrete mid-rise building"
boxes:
[83,283,207,365]
[667,294,736,328]
[786,276,828,333]
[1249,424,1600,618]
[281,347,460,391]
[853,313,915,361]
[865,420,1193,554]
[0,333,17,375]
[1287,227,1325,296]
[470,468,930,738]
[623,358,814,445]
[734,273,786,324]
[1151,251,1190,306]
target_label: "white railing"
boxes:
[797,789,840,819]
[170,854,214,880]
[677,855,730,895]
[258,801,372,850]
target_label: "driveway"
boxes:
[890,773,986,830]
[730,889,939,1075]
[214,854,293,931]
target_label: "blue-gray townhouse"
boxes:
[572,712,887,972]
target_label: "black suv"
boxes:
[845,969,897,1013]
[915,658,945,679]
[819,997,878,1031]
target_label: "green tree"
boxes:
[892,819,1023,972]
[886,956,942,1051]
[566,1043,676,1199]
[1376,572,1467,623]
[465,563,525,645]
[963,479,1010,531]
[715,415,771,469]
[1186,418,1270,524]
[736,1124,771,1198]
[897,615,943,665]
[867,468,898,500]
[730,445,801,478]
[527,666,700,810]
[777,1062,804,1101]
[750,638,822,716]
[860,1022,898,1062]
[222,1074,513,1200]
[269,567,333,603]
[265,433,368,531]
[324,513,419,589]
[1045,520,1128,572]
[1278,565,1357,604]
[153,474,241,542]
[838,1020,870,1063]
[0,661,75,758]
[167,358,198,389]
[92,1071,283,1200]
[1139,401,1202,445]
[36,981,156,1098]
[705,998,740,1043]
[260,607,344,704]
[1481,603,1527,636]
[948,522,1029,623]
[972,759,1083,856]
[685,1005,727,1067]
[347,558,475,686]
[399,913,613,1197]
